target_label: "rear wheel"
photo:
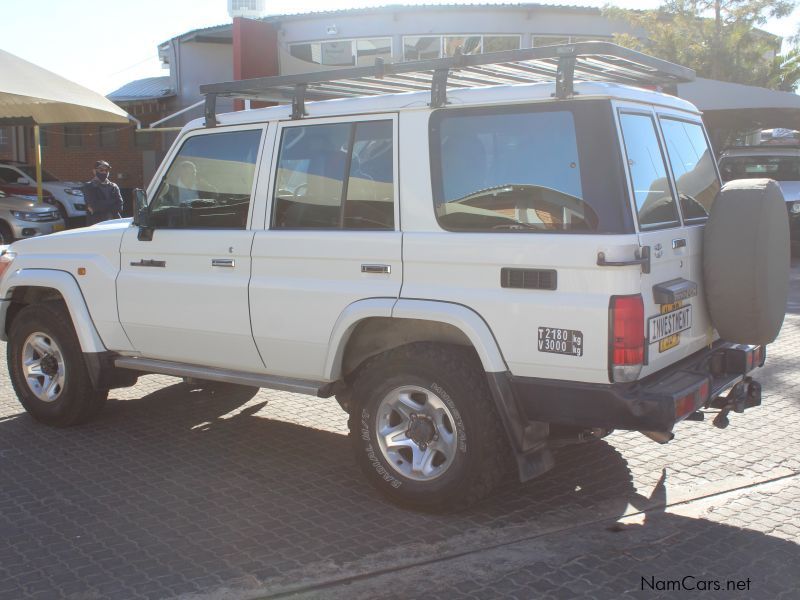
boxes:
[8,302,107,427]
[349,343,510,511]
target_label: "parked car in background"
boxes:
[718,147,800,254]
[0,161,86,224]
[0,171,57,207]
[0,190,65,244]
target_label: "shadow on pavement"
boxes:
[1,381,797,600]
[0,381,635,600]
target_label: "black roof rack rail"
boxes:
[200,41,695,126]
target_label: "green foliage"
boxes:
[605,0,799,90]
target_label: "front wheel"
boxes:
[8,302,107,427]
[349,343,510,511]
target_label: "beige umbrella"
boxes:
[0,49,130,202]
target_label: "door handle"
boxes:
[130,259,166,268]
[212,258,235,268]
[361,264,391,274]
[596,246,651,274]
[672,238,687,249]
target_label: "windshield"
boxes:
[15,165,59,182]
[430,100,632,233]
[719,155,800,182]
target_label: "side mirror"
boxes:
[133,188,148,226]
[17,177,31,185]
[133,188,154,241]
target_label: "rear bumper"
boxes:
[509,342,764,432]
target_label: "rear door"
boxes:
[616,105,718,377]
[249,114,402,379]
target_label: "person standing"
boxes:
[82,160,123,225]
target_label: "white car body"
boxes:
[0,66,774,507]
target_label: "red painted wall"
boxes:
[232,17,279,110]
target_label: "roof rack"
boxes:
[199,41,695,126]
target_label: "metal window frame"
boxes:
[200,41,695,127]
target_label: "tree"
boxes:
[605,0,798,89]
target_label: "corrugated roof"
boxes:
[264,3,601,21]
[107,76,174,102]
[160,3,602,46]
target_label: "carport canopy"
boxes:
[678,77,800,132]
[0,49,129,125]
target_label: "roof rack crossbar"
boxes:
[199,42,694,125]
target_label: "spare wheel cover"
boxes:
[703,178,789,345]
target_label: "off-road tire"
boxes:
[55,202,69,222]
[0,221,13,245]
[8,302,108,427]
[349,342,510,511]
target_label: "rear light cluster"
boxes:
[675,379,710,420]
[609,294,644,382]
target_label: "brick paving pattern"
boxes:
[1,262,798,600]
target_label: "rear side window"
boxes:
[430,100,633,234]
[619,112,680,230]
[273,120,395,230]
[659,118,719,221]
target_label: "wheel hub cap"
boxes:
[406,414,437,450]
[40,355,59,377]
[375,385,459,482]
[21,332,66,403]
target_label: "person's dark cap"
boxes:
[94,160,111,169]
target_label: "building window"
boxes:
[532,35,609,47]
[0,127,10,149]
[403,36,441,61]
[289,37,392,67]
[403,34,521,61]
[64,125,83,148]
[484,36,523,53]
[99,125,118,148]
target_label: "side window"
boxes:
[149,129,262,229]
[0,167,17,184]
[273,120,395,230]
[659,118,719,221]
[619,112,680,230]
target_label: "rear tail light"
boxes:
[609,294,644,382]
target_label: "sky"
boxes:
[1,0,799,95]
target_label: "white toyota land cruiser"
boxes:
[0,44,789,510]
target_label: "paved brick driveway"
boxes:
[1,263,799,600]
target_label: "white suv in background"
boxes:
[718,146,800,254]
[0,44,790,510]
[0,161,87,223]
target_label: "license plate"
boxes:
[537,327,583,357]
[649,302,692,351]
[52,223,65,232]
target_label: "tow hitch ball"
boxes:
[708,377,762,429]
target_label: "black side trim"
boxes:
[501,268,557,290]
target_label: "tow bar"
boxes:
[708,377,762,429]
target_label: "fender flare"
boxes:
[0,269,106,353]
[323,297,508,380]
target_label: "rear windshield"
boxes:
[719,155,800,182]
[429,100,633,233]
